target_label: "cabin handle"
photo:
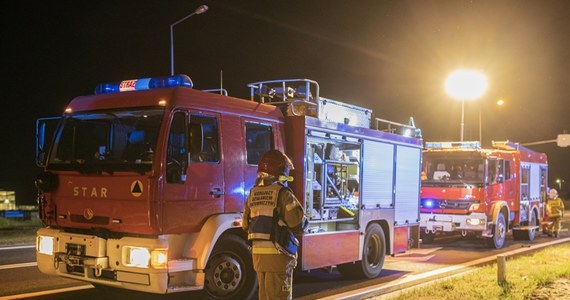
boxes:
[209,188,224,197]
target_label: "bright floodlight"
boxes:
[445,70,488,100]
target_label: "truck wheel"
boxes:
[513,211,537,241]
[486,213,507,249]
[525,211,537,241]
[204,234,257,300]
[337,223,385,279]
[420,229,436,244]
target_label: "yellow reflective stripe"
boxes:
[248,233,271,240]
[252,247,281,255]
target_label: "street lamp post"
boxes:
[170,5,208,76]
[445,70,488,141]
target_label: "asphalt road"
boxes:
[1,219,568,300]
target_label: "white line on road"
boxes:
[0,245,35,251]
[0,285,93,300]
[0,262,37,270]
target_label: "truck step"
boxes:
[167,285,204,293]
[512,225,539,231]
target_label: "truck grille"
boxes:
[70,214,109,225]
[421,199,476,210]
[67,243,86,256]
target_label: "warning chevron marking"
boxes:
[131,180,143,197]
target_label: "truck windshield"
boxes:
[47,108,164,174]
[422,152,485,187]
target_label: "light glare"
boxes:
[445,70,488,100]
[38,236,54,255]
[128,247,151,268]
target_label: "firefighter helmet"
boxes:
[549,188,558,199]
[258,150,294,178]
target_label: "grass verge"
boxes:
[390,243,570,300]
[0,218,42,245]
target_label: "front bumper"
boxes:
[36,227,202,294]
[419,212,488,232]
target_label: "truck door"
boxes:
[502,159,515,204]
[187,112,224,204]
[487,158,506,203]
[163,111,224,231]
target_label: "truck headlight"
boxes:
[467,218,484,226]
[125,247,168,268]
[37,235,54,255]
[126,247,151,268]
[468,203,480,211]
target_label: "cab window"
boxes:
[189,114,219,163]
[245,123,274,164]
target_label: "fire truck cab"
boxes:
[35,75,423,298]
[419,141,548,249]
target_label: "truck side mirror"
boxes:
[36,117,60,167]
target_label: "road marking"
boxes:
[0,245,35,251]
[0,262,37,270]
[1,285,93,300]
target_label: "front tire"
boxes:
[487,212,507,249]
[338,223,386,279]
[525,210,537,241]
[204,234,257,300]
[513,210,537,241]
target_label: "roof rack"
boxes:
[247,78,420,138]
[375,117,421,138]
[247,79,371,128]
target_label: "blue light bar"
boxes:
[425,141,480,149]
[94,74,193,94]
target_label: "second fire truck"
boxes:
[419,141,548,248]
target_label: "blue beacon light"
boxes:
[94,74,193,94]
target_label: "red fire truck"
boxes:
[35,75,423,299]
[419,141,548,249]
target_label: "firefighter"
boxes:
[546,188,565,238]
[242,149,307,300]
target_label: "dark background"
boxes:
[2,0,569,205]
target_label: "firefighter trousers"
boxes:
[549,216,562,236]
[252,248,296,300]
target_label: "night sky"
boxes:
[2,1,569,204]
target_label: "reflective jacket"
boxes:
[243,183,282,241]
[242,181,306,242]
[547,197,565,218]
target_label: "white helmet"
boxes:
[549,188,558,199]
